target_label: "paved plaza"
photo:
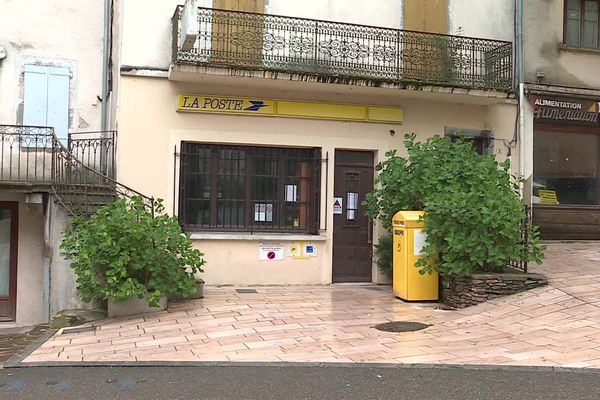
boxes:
[20,243,600,367]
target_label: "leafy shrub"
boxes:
[374,233,393,278]
[364,133,544,277]
[61,197,206,307]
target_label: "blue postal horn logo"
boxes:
[244,101,269,112]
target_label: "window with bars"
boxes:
[565,0,600,48]
[179,143,321,233]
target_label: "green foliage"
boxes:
[364,133,545,277]
[373,233,393,278]
[61,197,206,307]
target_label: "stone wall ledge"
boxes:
[442,272,547,309]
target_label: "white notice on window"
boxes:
[285,184,297,202]
[347,192,359,210]
[254,203,273,222]
[414,229,427,256]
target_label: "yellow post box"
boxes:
[392,211,438,301]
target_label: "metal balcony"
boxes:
[172,7,513,91]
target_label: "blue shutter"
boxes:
[23,65,70,140]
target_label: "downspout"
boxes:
[101,0,113,176]
[101,0,111,132]
[515,0,529,203]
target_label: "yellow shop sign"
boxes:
[178,95,275,115]
[177,94,403,123]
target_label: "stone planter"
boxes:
[441,272,547,309]
[168,278,205,302]
[107,295,167,317]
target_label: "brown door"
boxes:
[332,151,374,282]
[0,202,18,321]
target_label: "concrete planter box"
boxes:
[168,278,205,302]
[107,295,167,317]
[441,272,547,309]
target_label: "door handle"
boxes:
[367,219,372,244]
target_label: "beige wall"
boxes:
[0,0,104,129]
[524,0,600,89]
[0,193,45,327]
[116,75,517,285]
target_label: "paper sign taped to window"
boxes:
[285,185,297,202]
[414,229,427,256]
[539,189,558,205]
[254,203,273,222]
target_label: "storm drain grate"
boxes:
[60,326,97,335]
[373,321,430,333]
[236,288,258,294]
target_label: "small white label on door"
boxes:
[333,197,343,214]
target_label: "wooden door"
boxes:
[212,0,266,66]
[0,202,18,322]
[403,0,449,82]
[332,151,374,282]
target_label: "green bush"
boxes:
[374,233,393,278]
[364,133,544,277]
[61,197,206,307]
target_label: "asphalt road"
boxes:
[1,364,599,400]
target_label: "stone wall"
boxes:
[441,272,547,309]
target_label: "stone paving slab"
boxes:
[20,243,600,368]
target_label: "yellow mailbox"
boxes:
[392,211,438,301]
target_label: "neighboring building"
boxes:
[0,0,117,326]
[113,0,518,285]
[524,0,600,239]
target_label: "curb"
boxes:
[5,359,600,374]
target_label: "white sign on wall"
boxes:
[259,243,284,261]
[333,197,343,214]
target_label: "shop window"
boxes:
[179,143,321,233]
[565,0,600,48]
[533,130,599,205]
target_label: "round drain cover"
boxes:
[373,321,430,333]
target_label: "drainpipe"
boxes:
[515,0,530,204]
[100,0,113,175]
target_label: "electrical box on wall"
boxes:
[179,0,200,51]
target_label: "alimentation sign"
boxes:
[532,96,600,127]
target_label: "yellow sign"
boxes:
[539,189,558,205]
[177,95,403,123]
[178,95,275,115]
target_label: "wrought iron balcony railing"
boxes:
[0,125,154,217]
[172,7,513,91]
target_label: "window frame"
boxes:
[564,0,600,48]
[179,142,321,234]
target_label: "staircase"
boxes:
[0,125,154,217]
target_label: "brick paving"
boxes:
[22,243,600,367]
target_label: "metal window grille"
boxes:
[179,143,321,233]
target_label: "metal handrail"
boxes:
[173,6,513,91]
[0,124,154,217]
[52,132,154,216]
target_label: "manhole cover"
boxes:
[236,288,257,293]
[373,321,430,333]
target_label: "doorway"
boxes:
[332,151,374,282]
[0,202,18,321]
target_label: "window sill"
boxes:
[559,43,600,55]
[189,232,328,241]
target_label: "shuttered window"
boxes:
[23,65,70,141]
[565,0,600,48]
